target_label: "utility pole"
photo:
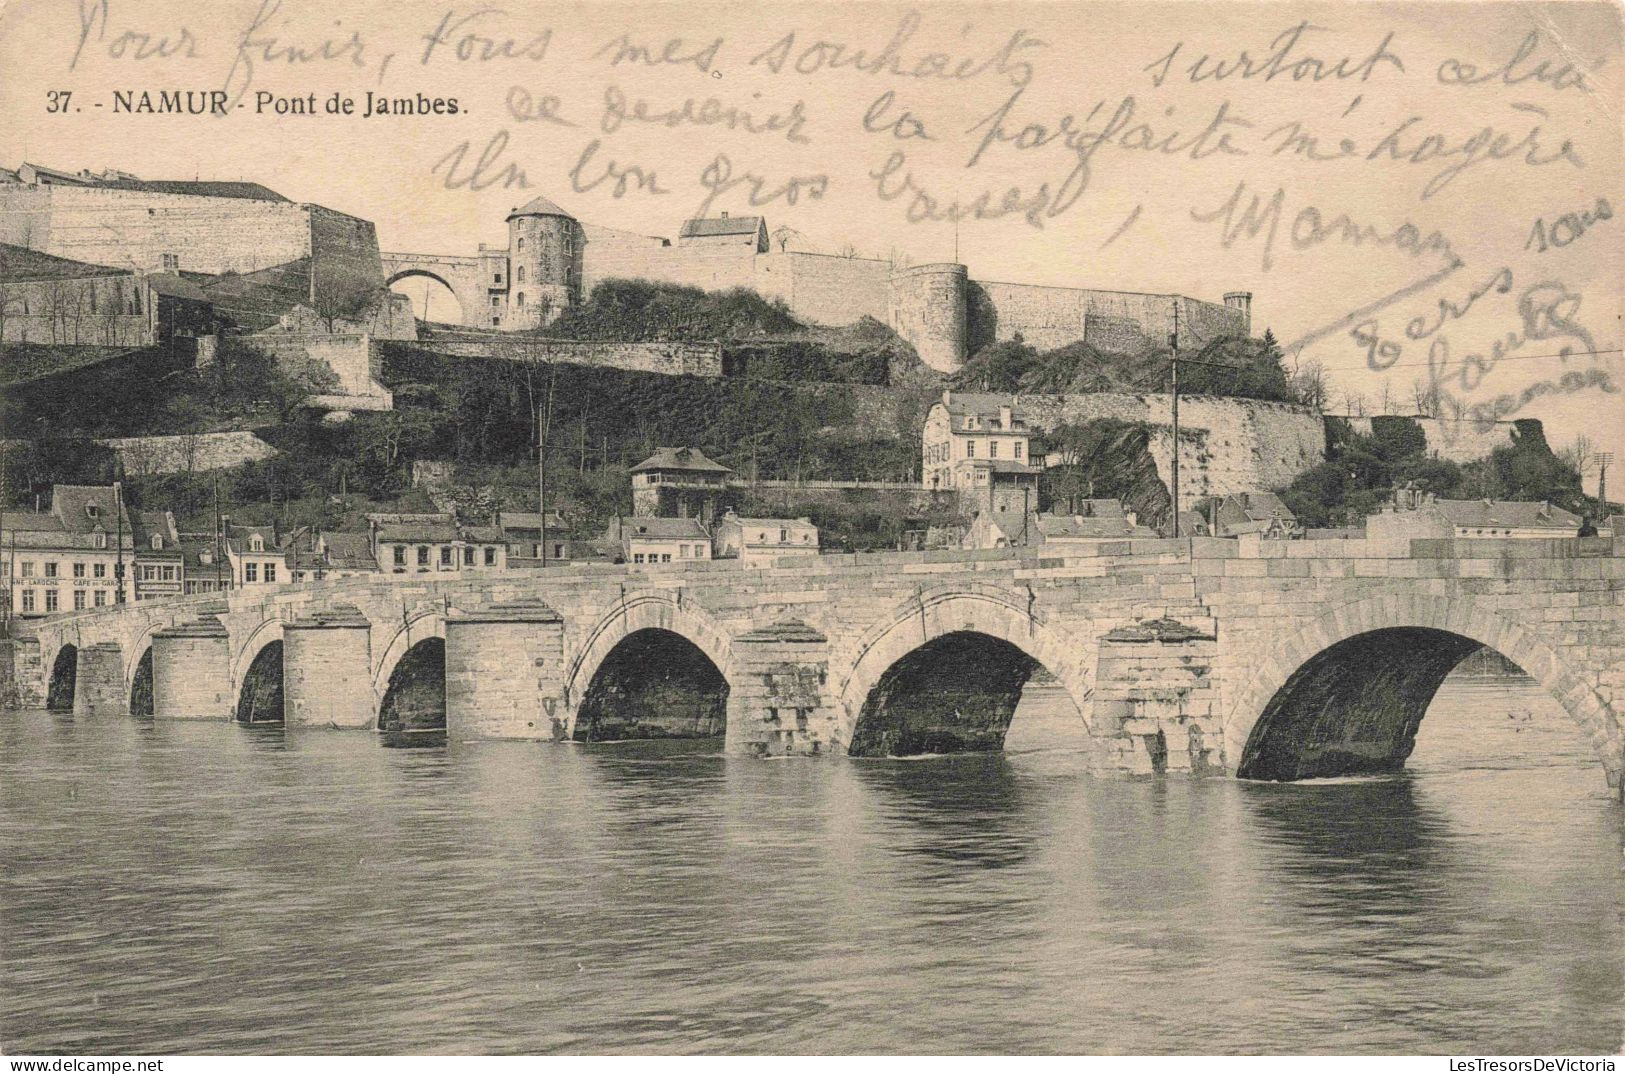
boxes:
[1597,452,1614,519]
[1170,301,1180,539]
[114,480,126,604]
[538,365,556,567]
[213,476,223,593]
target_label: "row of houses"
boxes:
[0,481,823,622]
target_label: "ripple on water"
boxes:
[0,676,1619,1054]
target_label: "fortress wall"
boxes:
[754,252,891,325]
[96,431,278,475]
[307,205,386,313]
[970,282,1248,354]
[1,186,312,275]
[0,274,154,345]
[402,338,722,377]
[1337,415,1520,464]
[1012,393,1325,500]
[581,241,757,296]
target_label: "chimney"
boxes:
[1224,291,1253,334]
[998,404,1013,428]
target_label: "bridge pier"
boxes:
[446,601,565,738]
[726,622,836,757]
[283,606,376,729]
[72,643,127,717]
[2,638,44,709]
[151,618,233,719]
[1089,618,1223,776]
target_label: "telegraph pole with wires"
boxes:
[1170,302,1180,538]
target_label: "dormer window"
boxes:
[249,535,264,552]
[85,505,100,519]
[150,534,163,550]
[92,532,107,549]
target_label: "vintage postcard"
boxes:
[0,0,1621,1059]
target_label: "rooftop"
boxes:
[939,391,1032,430]
[50,485,131,533]
[630,447,735,475]
[507,194,575,221]
[618,517,710,539]
[1431,498,1582,529]
[1036,512,1153,540]
[678,214,764,239]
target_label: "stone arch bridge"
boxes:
[381,251,491,327]
[12,536,1625,795]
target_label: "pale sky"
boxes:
[2,0,1620,491]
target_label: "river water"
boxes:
[1,676,1620,1055]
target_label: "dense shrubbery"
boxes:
[952,331,1295,403]
[542,279,801,341]
[1276,417,1585,528]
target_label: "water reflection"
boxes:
[0,677,1619,1054]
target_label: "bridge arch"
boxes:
[372,611,447,724]
[833,587,1091,755]
[129,646,154,716]
[385,268,466,324]
[561,594,735,740]
[46,643,78,712]
[1223,592,1623,790]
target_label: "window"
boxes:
[94,591,106,607]
[679,544,689,558]
[20,561,34,577]
[151,534,163,550]
[633,553,645,564]
[93,563,106,578]
[93,532,107,549]
[440,547,453,567]
[161,253,179,271]
[552,544,563,559]
[44,590,58,612]
[44,562,58,578]
[779,528,787,542]
[989,442,998,458]
[485,547,497,566]
[493,273,502,283]
[694,544,706,558]
[492,296,500,307]
[73,591,86,610]
[517,266,526,283]
[517,237,525,252]
[417,546,429,566]
[85,505,100,519]
[72,562,86,578]
[21,590,34,613]
[1014,442,1023,458]
[463,547,475,566]
[516,292,525,308]
[393,546,406,566]
[661,553,671,563]
[264,563,276,583]
[965,441,975,458]
[492,317,500,326]
[245,563,258,583]
[161,566,176,581]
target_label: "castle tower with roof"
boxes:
[505,195,584,329]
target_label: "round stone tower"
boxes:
[888,263,968,374]
[1223,291,1253,335]
[505,195,585,329]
